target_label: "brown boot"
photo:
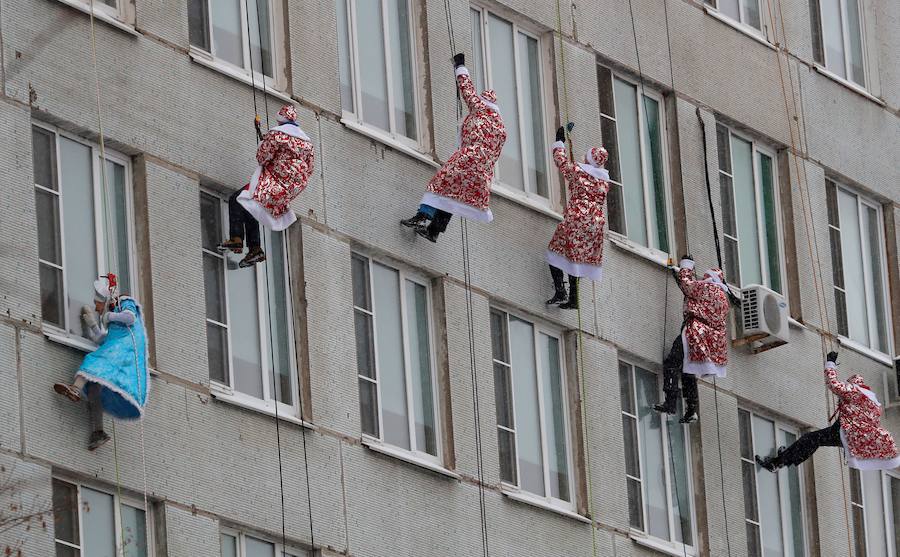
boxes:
[239,247,266,268]
[217,237,244,254]
[53,383,83,403]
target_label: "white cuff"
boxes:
[551,141,566,150]
[825,361,837,370]
[455,66,469,77]
[680,259,695,270]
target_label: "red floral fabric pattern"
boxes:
[252,130,314,217]
[547,146,610,266]
[827,366,899,460]
[426,71,507,211]
[678,266,729,365]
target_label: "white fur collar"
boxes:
[855,385,881,407]
[272,122,311,141]
[577,163,609,181]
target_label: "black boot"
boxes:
[415,223,439,243]
[654,395,677,415]
[755,447,785,473]
[546,266,567,305]
[679,403,698,424]
[559,276,579,310]
[401,212,430,229]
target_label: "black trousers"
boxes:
[661,335,698,406]
[428,209,453,235]
[228,189,261,249]
[772,420,842,467]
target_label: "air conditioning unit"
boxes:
[736,284,789,353]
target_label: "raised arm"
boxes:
[824,357,854,399]
[551,141,577,184]
[676,258,701,296]
[104,309,136,327]
[455,66,483,113]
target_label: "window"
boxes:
[619,362,694,551]
[220,530,309,557]
[849,469,897,557]
[188,0,285,85]
[350,254,440,460]
[470,6,549,199]
[489,309,573,508]
[739,410,807,557]
[888,473,900,556]
[53,478,150,557]
[704,0,764,33]
[200,191,298,414]
[826,181,891,356]
[336,0,421,146]
[812,0,867,87]
[32,124,136,341]
[716,125,783,293]
[597,66,671,253]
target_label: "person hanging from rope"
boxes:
[53,275,149,450]
[756,351,900,472]
[218,104,315,267]
[545,124,610,310]
[401,53,507,242]
[654,257,730,423]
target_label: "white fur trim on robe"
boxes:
[420,191,494,223]
[545,250,603,281]
[237,166,298,231]
[681,328,726,378]
[840,429,900,471]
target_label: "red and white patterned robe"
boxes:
[545,142,610,281]
[421,66,506,222]
[826,363,900,469]
[678,260,729,377]
[238,125,314,231]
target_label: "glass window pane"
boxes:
[742,0,761,29]
[356,0,390,131]
[614,78,648,247]
[821,0,846,78]
[470,9,485,94]
[200,192,222,252]
[852,504,867,557]
[210,0,244,67]
[719,0,740,20]
[509,316,543,495]
[493,363,514,429]
[619,362,635,415]
[622,415,640,478]
[607,181,625,236]
[40,263,65,328]
[359,378,379,437]
[247,0,273,77]
[207,322,229,384]
[387,0,416,140]
[519,33,547,197]
[739,409,753,461]
[845,0,865,86]
[725,236,741,288]
[716,124,732,174]
[488,14,523,190]
[628,477,644,531]
[498,428,517,485]
[266,233,293,406]
[490,310,509,363]
[36,190,62,265]
[372,263,409,449]
[601,116,621,187]
[669,407,693,546]
[55,544,80,557]
[890,477,900,554]
[743,461,759,522]
[351,255,371,310]
[245,536,276,557]
[721,173,737,238]
[597,66,615,118]
[220,534,237,557]
[104,160,131,295]
[747,522,762,557]
[758,153,781,293]
[81,487,116,557]
[850,467,862,504]
[830,227,845,289]
[33,127,58,190]
[406,280,436,455]
[642,96,668,253]
[229,263,263,398]
[336,0,354,113]
[751,415,784,557]
[204,253,227,324]
[121,505,147,557]
[635,367,669,540]
[540,334,569,502]
[52,479,80,545]
[354,311,376,380]
[778,431,805,557]
[837,189,869,346]
[188,0,210,50]
[59,137,98,338]
[731,135,762,286]
[863,206,888,353]
[861,471,886,556]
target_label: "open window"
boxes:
[220,529,309,556]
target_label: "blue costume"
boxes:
[75,297,149,419]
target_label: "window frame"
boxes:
[490,307,575,511]
[826,180,893,358]
[885,470,900,557]
[717,124,786,294]
[704,0,767,35]
[469,4,556,207]
[200,189,300,418]
[351,253,443,464]
[52,477,153,557]
[337,0,426,151]
[739,409,810,556]
[220,527,308,557]
[33,122,138,344]
[817,0,868,88]
[619,360,697,553]
[188,0,288,90]
[597,67,675,257]
[849,468,898,557]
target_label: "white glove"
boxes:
[81,305,99,329]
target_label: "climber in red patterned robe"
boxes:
[654,257,731,423]
[401,53,507,242]
[218,104,314,267]
[545,125,610,310]
[756,351,900,472]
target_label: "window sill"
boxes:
[52,0,139,37]
[703,7,775,51]
[836,336,893,367]
[44,327,98,353]
[629,530,696,557]
[360,437,460,480]
[188,49,293,105]
[209,383,314,429]
[500,485,590,524]
[811,65,885,106]
[490,184,563,221]
[340,118,440,169]
[608,233,671,268]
